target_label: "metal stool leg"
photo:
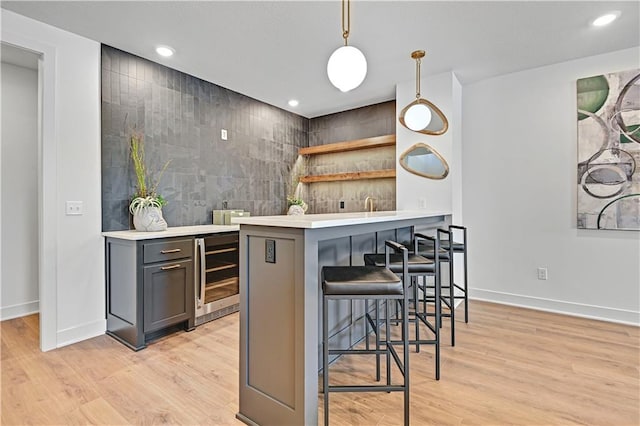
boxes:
[435,253,441,380]
[323,294,329,426]
[463,231,469,323]
[402,281,410,426]
[375,300,381,381]
[449,249,455,347]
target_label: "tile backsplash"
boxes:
[101,45,307,231]
[101,45,396,230]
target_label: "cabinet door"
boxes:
[143,259,193,333]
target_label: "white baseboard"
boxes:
[0,300,39,321]
[57,319,106,348]
[470,288,639,326]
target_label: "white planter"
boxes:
[132,206,168,231]
[287,200,309,215]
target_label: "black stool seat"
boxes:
[323,266,402,296]
[418,242,450,261]
[421,250,450,261]
[363,253,435,274]
[440,240,465,252]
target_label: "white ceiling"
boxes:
[2,1,638,118]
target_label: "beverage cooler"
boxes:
[194,232,239,326]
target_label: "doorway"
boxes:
[0,40,56,351]
[1,41,40,335]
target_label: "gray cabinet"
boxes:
[106,236,195,350]
[143,260,193,333]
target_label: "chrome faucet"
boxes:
[364,196,376,212]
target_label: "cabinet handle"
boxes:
[160,248,181,254]
[161,264,181,270]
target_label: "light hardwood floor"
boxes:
[1,301,638,425]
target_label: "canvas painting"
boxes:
[577,69,640,230]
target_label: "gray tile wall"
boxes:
[101,46,308,231]
[305,101,397,213]
[308,101,396,146]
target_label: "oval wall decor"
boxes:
[399,142,449,180]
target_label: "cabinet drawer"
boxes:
[143,259,193,333]
[143,238,193,264]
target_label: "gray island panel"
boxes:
[236,211,449,425]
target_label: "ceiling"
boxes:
[2,1,638,118]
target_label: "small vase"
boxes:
[287,205,305,216]
[133,206,168,231]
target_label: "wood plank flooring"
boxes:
[1,301,638,425]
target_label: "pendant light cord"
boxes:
[342,0,351,46]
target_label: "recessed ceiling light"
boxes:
[288,99,299,107]
[592,11,621,27]
[155,45,175,57]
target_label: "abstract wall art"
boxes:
[577,69,640,230]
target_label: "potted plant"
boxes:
[285,159,308,215]
[287,196,308,215]
[129,131,170,231]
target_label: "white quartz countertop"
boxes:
[231,210,450,229]
[102,224,239,240]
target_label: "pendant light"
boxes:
[399,50,449,136]
[327,0,367,92]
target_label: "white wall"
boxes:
[463,47,640,325]
[396,71,463,222]
[1,61,39,320]
[1,10,104,348]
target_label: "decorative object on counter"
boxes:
[327,0,367,92]
[287,196,308,215]
[399,142,449,180]
[398,50,449,136]
[129,197,167,232]
[284,157,308,213]
[576,69,639,230]
[128,130,170,231]
[213,209,251,225]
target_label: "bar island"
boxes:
[233,210,450,425]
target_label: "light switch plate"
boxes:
[537,267,548,280]
[66,201,83,215]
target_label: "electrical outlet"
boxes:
[265,239,276,263]
[65,201,83,216]
[419,197,427,209]
[339,200,345,209]
[221,129,228,140]
[537,267,548,280]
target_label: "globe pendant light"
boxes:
[405,103,432,131]
[399,50,449,136]
[327,0,367,92]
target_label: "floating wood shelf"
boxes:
[299,134,395,156]
[299,169,396,183]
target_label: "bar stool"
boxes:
[322,241,410,426]
[443,225,469,323]
[363,234,441,379]
[418,226,468,346]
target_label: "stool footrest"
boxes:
[390,338,438,346]
[329,385,406,393]
[329,349,387,356]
